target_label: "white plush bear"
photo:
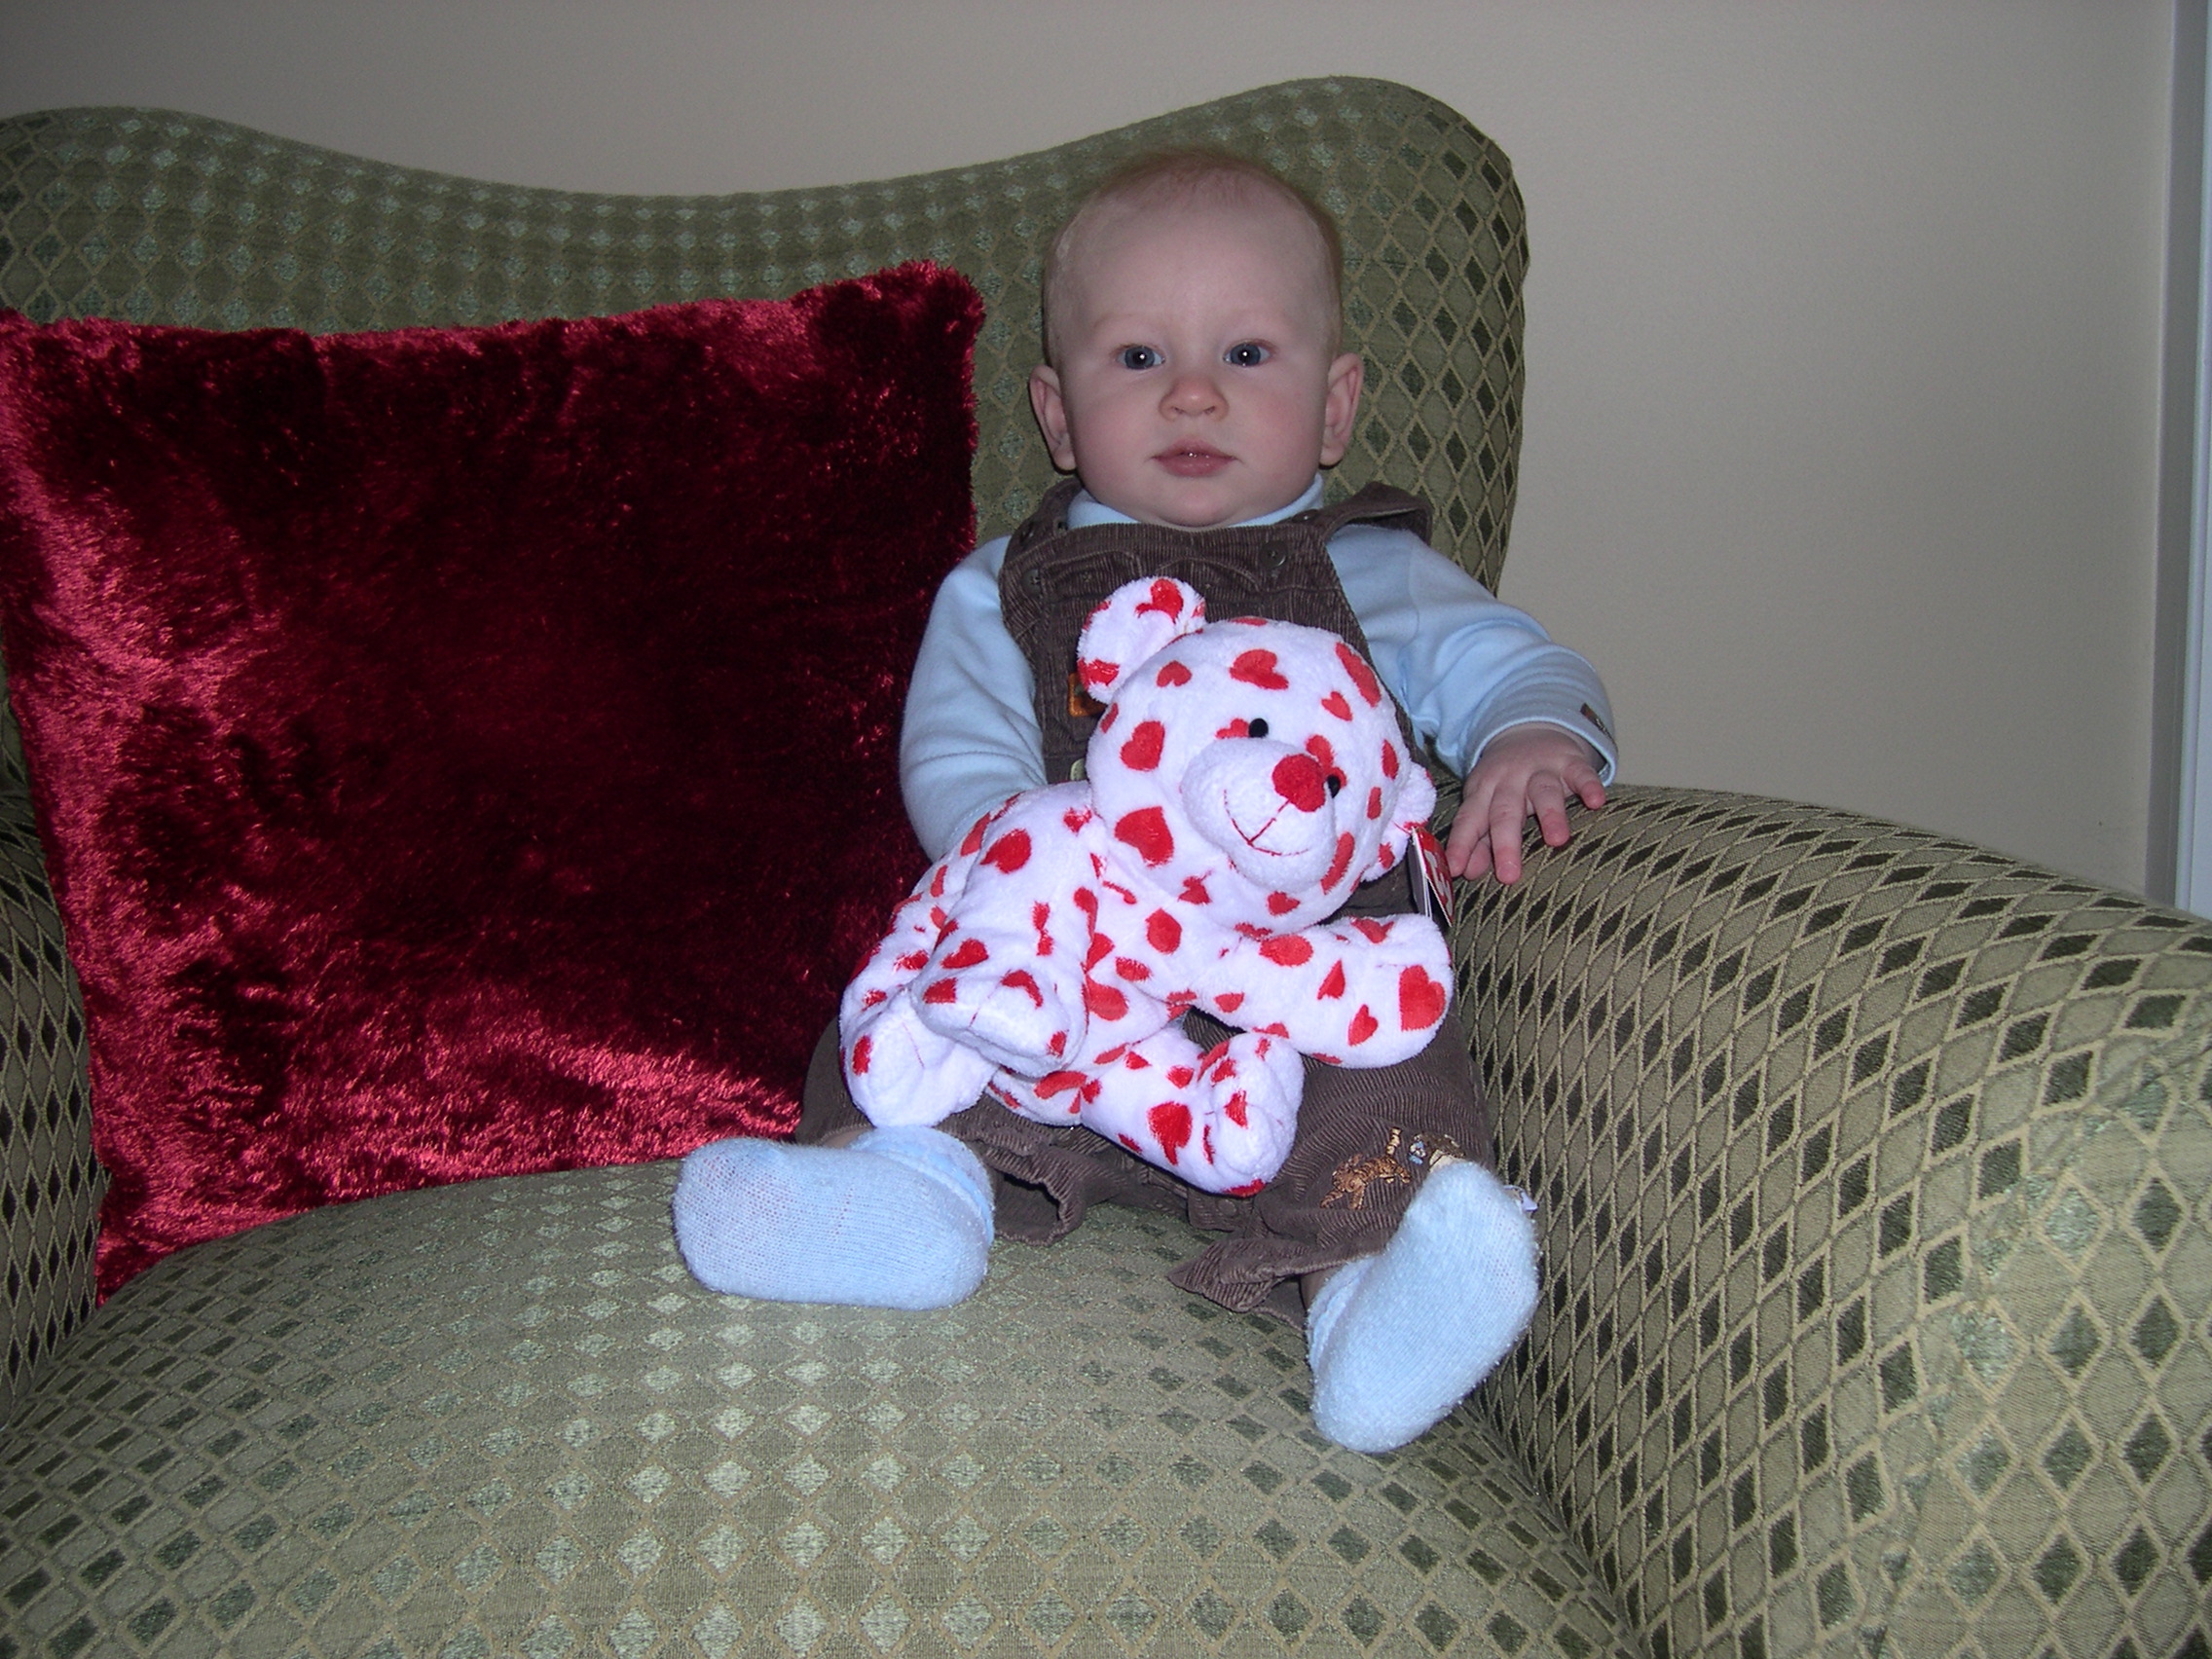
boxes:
[840,575,1453,1195]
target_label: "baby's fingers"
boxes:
[1567,759,1608,813]
[1446,806,1493,879]
[1486,788,1531,883]
[1529,772,1574,849]
[1456,830,1495,881]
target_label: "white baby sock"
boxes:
[672,1125,994,1310]
[1306,1159,1540,1454]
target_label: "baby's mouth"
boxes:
[1155,446,1233,478]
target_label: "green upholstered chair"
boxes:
[3,80,2208,1659]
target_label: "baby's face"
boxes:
[1031,191,1363,531]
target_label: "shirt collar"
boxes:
[1063,474,1327,531]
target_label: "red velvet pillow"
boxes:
[0,266,981,1293]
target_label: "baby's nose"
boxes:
[1272,753,1327,812]
[1163,372,1223,414]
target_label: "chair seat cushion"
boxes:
[0,1165,1634,1656]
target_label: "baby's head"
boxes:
[1030,151,1364,531]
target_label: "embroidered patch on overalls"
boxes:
[1067,669,1104,719]
[1319,1125,1466,1207]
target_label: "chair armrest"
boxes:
[1452,785,2212,1656]
[0,727,99,1426]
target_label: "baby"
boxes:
[677,152,1616,1454]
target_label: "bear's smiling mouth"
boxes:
[1232,797,1285,852]
[1225,793,1311,858]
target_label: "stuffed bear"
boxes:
[839,575,1453,1196]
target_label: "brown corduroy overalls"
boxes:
[798,479,1493,1326]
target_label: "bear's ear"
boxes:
[1364,766,1438,881]
[1076,577,1207,702]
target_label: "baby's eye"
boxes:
[1224,342,1271,367]
[1117,345,1162,371]
[1245,718,1270,739]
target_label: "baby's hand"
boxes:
[1447,724,1606,883]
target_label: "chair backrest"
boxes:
[0,77,1528,587]
[0,80,1530,1401]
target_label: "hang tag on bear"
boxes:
[1411,825,1456,931]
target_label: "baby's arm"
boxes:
[1331,524,1617,885]
[900,543,1048,860]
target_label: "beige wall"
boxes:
[0,0,2179,893]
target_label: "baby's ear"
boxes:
[1365,767,1437,880]
[1076,577,1207,702]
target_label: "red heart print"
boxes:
[1398,966,1447,1030]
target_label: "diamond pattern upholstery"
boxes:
[1459,791,2212,1658]
[3,1171,1637,1658]
[0,773,97,1416]
[3,81,2207,1659]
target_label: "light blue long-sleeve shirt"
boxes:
[899,476,1616,861]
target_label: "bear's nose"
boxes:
[1272,753,1328,812]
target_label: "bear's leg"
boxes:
[843,990,1000,1127]
[1305,1160,1538,1453]
[672,1126,994,1309]
[908,919,1091,1076]
[1073,1026,1305,1194]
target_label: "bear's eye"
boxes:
[1245,718,1270,739]
[1326,774,1344,796]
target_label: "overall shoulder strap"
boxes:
[1297,481,1431,545]
[996,483,1431,787]
[1006,478,1087,560]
